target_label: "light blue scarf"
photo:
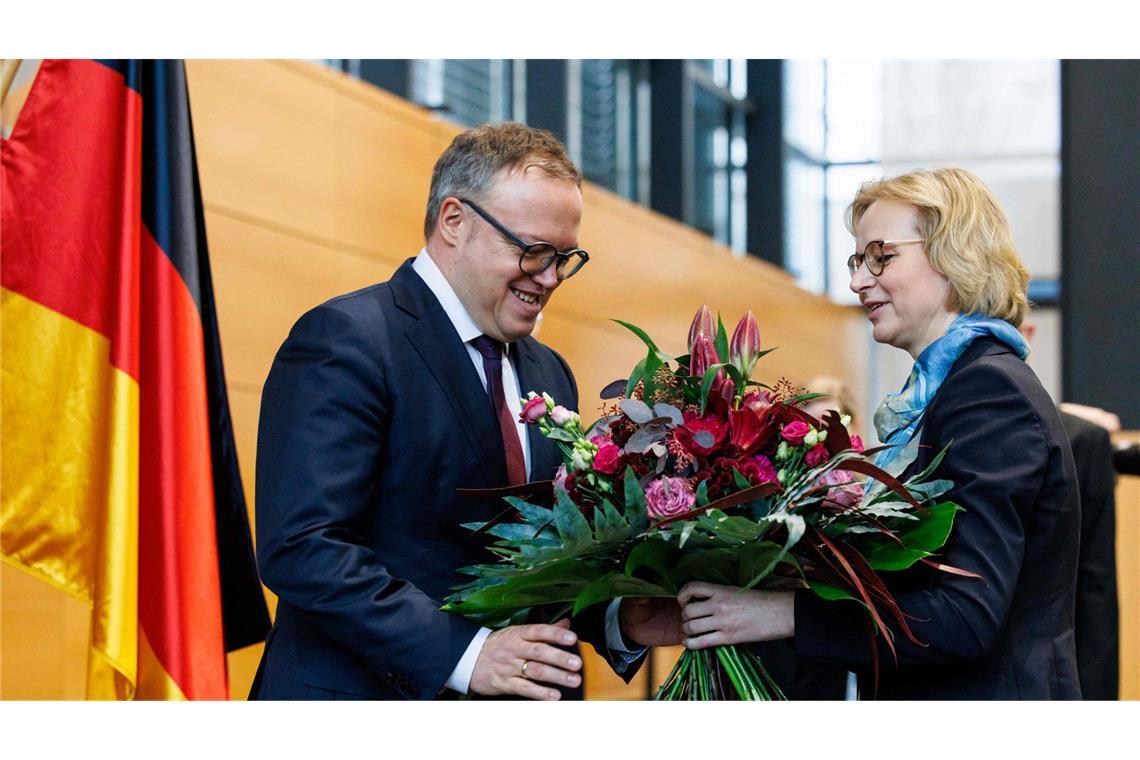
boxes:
[872,314,1029,474]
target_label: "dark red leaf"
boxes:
[833,459,925,511]
[920,558,983,579]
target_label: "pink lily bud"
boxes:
[687,304,716,351]
[689,334,721,380]
[730,311,762,377]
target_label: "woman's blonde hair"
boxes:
[845,168,1030,326]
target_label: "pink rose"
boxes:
[550,405,576,427]
[589,434,612,447]
[781,420,810,446]
[645,476,696,520]
[805,444,830,468]
[520,396,547,423]
[850,435,864,453]
[826,483,864,509]
[816,467,854,486]
[592,443,623,475]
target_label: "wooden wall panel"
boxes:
[1116,457,1140,699]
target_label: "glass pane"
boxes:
[784,59,825,159]
[825,60,883,163]
[692,85,729,240]
[826,163,883,303]
[785,158,825,293]
[581,60,619,193]
[879,60,1060,161]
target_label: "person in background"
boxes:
[1020,317,1120,699]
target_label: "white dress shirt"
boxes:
[413,250,637,693]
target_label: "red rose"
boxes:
[592,443,623,474]
[781,420,810,446]
[805,443,830,468]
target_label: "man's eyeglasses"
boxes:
[846,239,924,277]
[459,198,589,281]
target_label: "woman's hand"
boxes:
[677,581,795,649]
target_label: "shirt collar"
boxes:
[412,249,509,351]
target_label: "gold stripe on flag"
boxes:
[1,287,139,699]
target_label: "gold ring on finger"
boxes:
[521,660,531,679]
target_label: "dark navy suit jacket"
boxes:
[249,259,579,699]
[794,337,1083,699]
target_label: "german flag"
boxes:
[1,59,269,700]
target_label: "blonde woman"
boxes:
[665,169,1082,699]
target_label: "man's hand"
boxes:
[469,618,582,700]
[677,582,794,649]
[619,596,684,647]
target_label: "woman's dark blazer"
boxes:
[793,336,1083,699]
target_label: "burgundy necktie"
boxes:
[470,335,527,486]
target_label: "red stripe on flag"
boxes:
[0,59,141,381]
[137,225,227,700]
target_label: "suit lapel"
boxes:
[393,262,505,485]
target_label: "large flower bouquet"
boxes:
[443,306,973,699]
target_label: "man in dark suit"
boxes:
[249,123,595,700]
[1061,410,1120,699]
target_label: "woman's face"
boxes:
[849,200,958,358]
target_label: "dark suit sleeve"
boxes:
[1065,416,1120,699]
[794,360,1049,666]
[255,304,479,698]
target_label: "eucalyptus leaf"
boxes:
[626,427,668,454]
[653,403,684,425]
[600,378,628,400]
[620,398,655,424]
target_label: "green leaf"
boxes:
[487,523,552,542]
[642,348,663,405]
[732,468,752,491]
[593,499,630,543]
[622,467,649,533]
[741,513,805,589]
[678,521,697,549]
[806,580,860,603]
[553,488,592,549]
[861,501,962,571]
[624,539,680,591]
[699,363,726,413]
[673,548,737,586]
[695,480,709,507]
[714,314,729,364]
[504,496,555,527]
[612,318,661,355]
[543,427,578,443]
[735,541,787,587]
[625,356,648,399]
[572,573,672,616]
